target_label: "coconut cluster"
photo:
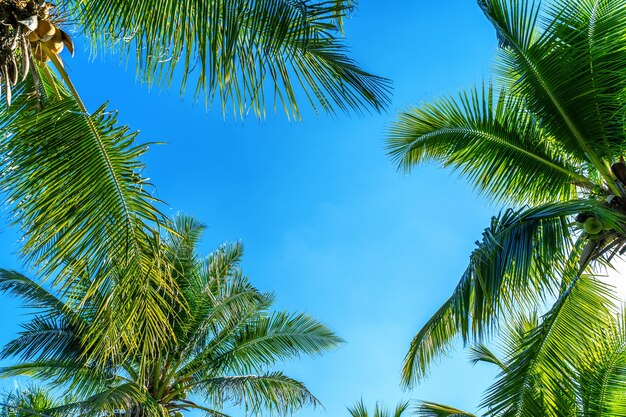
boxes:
[576,161,626,237]
[0,0,73,106]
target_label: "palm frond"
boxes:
[68,0,391,119]
[577,307,626,417]
[387,84,586,206]
[196,372,319,414]
[0,69,180,364]
[0,270,67,317]
[202,311,344,375]
[1,316,78,362]
[347,399,369,417]
[52,383,161,417]
[482,272,615,417]
[483,0,626,182]
[468,344,505,370]
[402,200,623,386]
[416,402,477,417]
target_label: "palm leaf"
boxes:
[577,307,626,417]
[0,72,179,365]
[402,200,623,386]
[482,0,626,184]
[67,0,391,118]
[388,84,587,205]
[416,402,476,417]
[482,272,616,417]
[196,372,319,414]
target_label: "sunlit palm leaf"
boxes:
[483,0,626,182]
[0,215,341,416]
[577,308,626,417]
[0,68,179,365]
[68,0,391,119]
[388,84,586,206]
[482,273,615,417]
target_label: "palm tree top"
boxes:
[387,0,626,393]
[0,214,343,417]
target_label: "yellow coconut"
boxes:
[46,29,63,55]
[35,19,55,42]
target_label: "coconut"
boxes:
[45,28,63,54]
[584,217,604,235]
[35,19,55,42]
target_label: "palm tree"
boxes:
[416,309,626,416]
[0,215,343,417]
[347,399,410,417]
[0,385,66,417]
[386,0,626,412]
[0,0,390,366]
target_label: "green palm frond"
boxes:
[196,372,319,414]
[402,200,623,386]
[0,216,340,417]
[0,75,162,283]
[416,402,477,417]
[392,401,410,417]
[347,399,370,417]
[0,68,180,365]
[388,84,587,206]
[577,307,626,417]
[468,345,505,370]
[1,316,78,363]
[347,399,411,417]
[210,311,344,374]
[0,270,67,317]
[483,0,626,182]
[482,272,615,417]
[54,382,161,417]
[68,0,391,119]
[0,385,67,417]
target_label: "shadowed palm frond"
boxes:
[402,200,624,386]
[194,372,319,415]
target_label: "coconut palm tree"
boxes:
[386,0,626,412]
[347,399,410,417]
[0,215,343,417]
[0,0,390,366]
[416,309,626,417]
[0,384,76,417]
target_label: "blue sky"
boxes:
[0,1,507,415]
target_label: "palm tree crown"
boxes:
[0,215,343,417]
[386,0,626,412]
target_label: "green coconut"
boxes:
[584,217,603,235]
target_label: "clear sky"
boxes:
[0,1,514,415]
